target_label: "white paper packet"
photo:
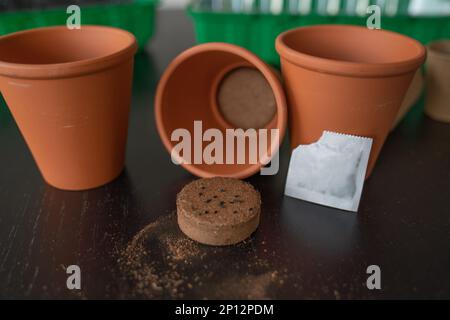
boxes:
[284,131,373,212]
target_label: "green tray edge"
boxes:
[0,0,159,49]
[187,6,450,66]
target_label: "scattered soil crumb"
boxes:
[212,272,277,300]
[116,212,289,299]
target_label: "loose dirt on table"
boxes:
[116,212,288,299]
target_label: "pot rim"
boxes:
[0,25,137,79]
[155,42,287,179]
[276,25,426,77]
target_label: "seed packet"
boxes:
[284,131,373,212]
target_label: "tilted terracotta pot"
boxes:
[155,43,287,178]
[276,25,426,177]
[425,40,450,123]
[0,26,137,190]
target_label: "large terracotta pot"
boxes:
[155,43,287,179]
[0,26,137,190]
[276,25,426,177]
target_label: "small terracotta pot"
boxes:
[0,26,137,190]
[424,40,450,123]
[155,43,287,178]
[276,25,426,177]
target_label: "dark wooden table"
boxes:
[1,10,449,300]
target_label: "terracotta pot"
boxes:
[276,25,426,177]
[425,40,450,123]
[155,43,287,178]
[0,26,137,190]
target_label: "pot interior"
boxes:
[282,25,423,64]
[0,26,134,65]
[159,49,280,177]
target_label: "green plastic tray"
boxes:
[188,6,450,66]
[0,0,158,50]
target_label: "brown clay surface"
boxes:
[176,177,261,246]
[217,67,276,129]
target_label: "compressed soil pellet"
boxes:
[217,67,276,129]
[176,177,261,246]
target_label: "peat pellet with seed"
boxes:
[176,177,261,246]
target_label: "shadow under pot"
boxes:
[0,26,137,190]
[276,25,426,177]
[155,43,287,179]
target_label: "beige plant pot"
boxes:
[425,40,450,123]
[392,70,424,129]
